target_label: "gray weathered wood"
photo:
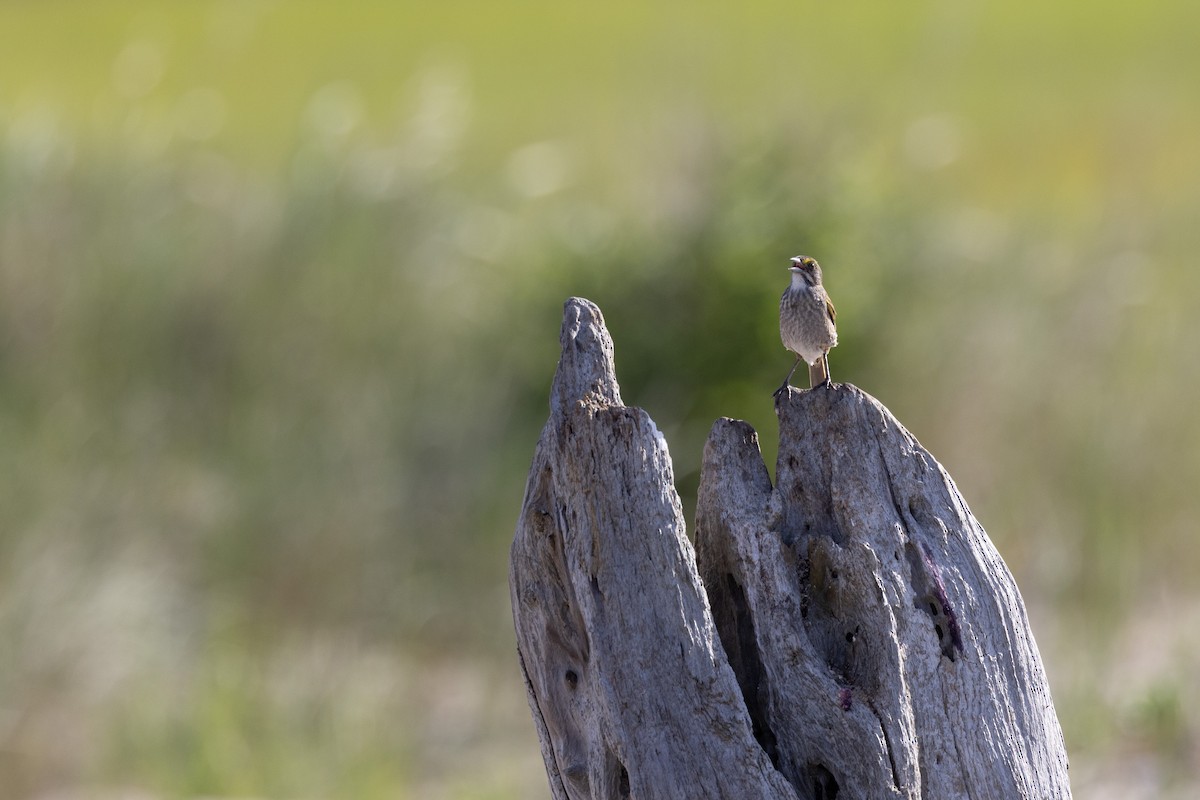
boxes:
[697,390,1070,799]
[511,297,1071,799]
[510,298,798,799]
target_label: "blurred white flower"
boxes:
[402,59,470,171]
[8,103,74,173]
[507,140,572,198]
[112,39,167,99]
[306,80,365,145]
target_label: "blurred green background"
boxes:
[1,1,1198,797]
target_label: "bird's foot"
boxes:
[773,383,791,399]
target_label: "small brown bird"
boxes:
[776,255,838,395]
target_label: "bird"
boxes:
[775,255,838,395]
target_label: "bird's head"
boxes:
[789,255,822,286]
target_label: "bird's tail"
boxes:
[808,355,830,388]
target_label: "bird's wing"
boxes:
[826,296,837,326]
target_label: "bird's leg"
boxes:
[774,355,804,397]
[808,354,831,388]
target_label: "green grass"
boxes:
[2,1,1199,797]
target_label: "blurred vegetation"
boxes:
[1,1,1199,797]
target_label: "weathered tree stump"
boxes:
[510,297,1070,799]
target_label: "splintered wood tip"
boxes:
[551,297,623,415]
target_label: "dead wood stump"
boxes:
[510,297,1070,799]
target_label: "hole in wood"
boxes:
[810,763,839,800]
[713,573,780,768]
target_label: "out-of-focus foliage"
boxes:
[1,1,1199,797]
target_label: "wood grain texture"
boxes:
[511,298,797,800]
[697,387,1070,799]
[511,298,1070,799]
